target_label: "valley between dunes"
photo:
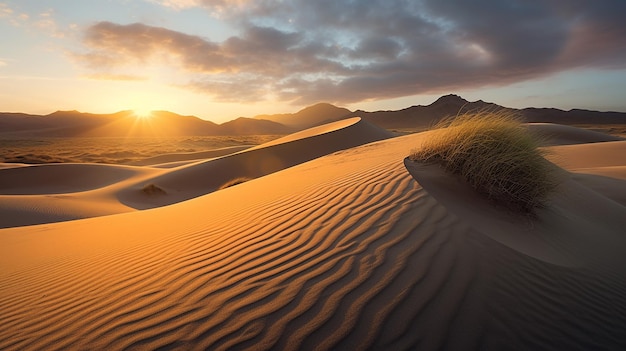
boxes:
[1,118,626,350]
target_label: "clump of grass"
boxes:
[409,111,557,213]
[141,183,166,196]
[219,177,252,190]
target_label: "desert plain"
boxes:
[1,109,626,350]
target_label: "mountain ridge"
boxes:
[0,110,290,137]
[1,94,625,137]
[253,102,352,128]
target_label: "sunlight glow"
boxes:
[132,108,154,119]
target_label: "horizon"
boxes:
[1,1,626,123]
[4,94,626,125]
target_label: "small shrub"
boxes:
[141,183,166,196]
[409,111,557,213]
[219,177,252,190]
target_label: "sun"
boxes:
[132,108,154,119]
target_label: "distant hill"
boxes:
[254,103,352,128]
[260,94,626,131]
[349,94,626,130]
[2,95,625,137]
[218,117,293,135]
[520,107,626,124]
[346,95,499,129]
[0,110,291,137]
[0,111,113,134]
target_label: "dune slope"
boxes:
[117,117,392,209]
[527,122,624,145]
[1,124,626,350]
[0,117,391,228]
[127,145,252,167]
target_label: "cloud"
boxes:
[0,3,66,38]
[0,2,12,16]
[146,0,199,10]
[74,21,348,101]
[147,0,252,14]
[0,2,28,26]
[78,0,626,104]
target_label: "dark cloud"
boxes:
[76,0,626,104]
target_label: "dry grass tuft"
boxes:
[219,177,253,190]
[141,183,166,196]
[409,111,558,213]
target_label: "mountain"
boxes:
[346,94,504,129]
[254,103,352,128]
[218,117,293,135]
[0,112,51,132]
[0,111,113,134]
[349,94,625,130]
[0,110,290,137]
[520,107,626,124]
[261,94,626,132]
[2,95,625,137]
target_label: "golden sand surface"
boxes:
[1,120,625,350]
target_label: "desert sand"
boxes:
[1,118,626,350]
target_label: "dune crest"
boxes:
[0,117,391,228]
[128,145,252,167]
[117,117,392,209]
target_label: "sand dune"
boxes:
[0,163,154,195]
[128,145,252,167]
[544,139,626,208]
[116,117,392,209]
[0,117,391,228]
[405,159,626,267]
[1,122,625,350]
[545,140,626,169]
[528,122,625,145]
[0,164,162,229]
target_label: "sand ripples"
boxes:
[1,158,460,350]
[2,137,626,350]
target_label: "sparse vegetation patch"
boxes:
[141,183,166,196]
[409,111,558,213]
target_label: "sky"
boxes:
[1,0,625,123]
